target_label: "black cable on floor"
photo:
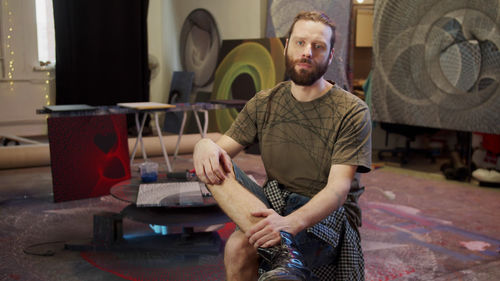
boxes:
[23,241,66,256]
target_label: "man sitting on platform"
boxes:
[193,10,371,281]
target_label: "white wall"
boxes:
[147,0,165,104]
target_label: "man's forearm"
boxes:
[214,135,244,158]
[286,180,350,234]
[286,164,355,234]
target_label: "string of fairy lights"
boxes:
[44,71,51,106]
[4,0,15,92]
[4,0,52,106]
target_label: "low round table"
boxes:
[110,177,229,227]
[65,176,231,254]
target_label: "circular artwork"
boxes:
[371,0,500,134]
[211,38,286,132]
[180,9,221,87]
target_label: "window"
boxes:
[0,0,55,77]
[35,0,55,64]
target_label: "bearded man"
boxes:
[193,11,372,281]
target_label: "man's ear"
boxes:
[284,38,289,56]
[328,48,335,65]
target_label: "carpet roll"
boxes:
[0,133,221,170]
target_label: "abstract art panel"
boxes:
[210,38,287,133]
[371,0,500,134]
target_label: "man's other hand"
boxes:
[246,209,299,248]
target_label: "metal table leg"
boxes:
[173,111,188,159]
[154,112,172,172]
[130,112,148,167]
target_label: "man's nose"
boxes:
[302,44,312,58]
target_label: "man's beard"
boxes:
[285,51,329,86]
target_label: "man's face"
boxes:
[285,20,334,86]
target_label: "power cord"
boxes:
[23,240,67,257]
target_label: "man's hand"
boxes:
[193,138,233,184]
[246,209,301,248]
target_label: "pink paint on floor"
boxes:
[365,264,416,281]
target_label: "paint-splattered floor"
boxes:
[360,166,500,280]
[1,152,499,280]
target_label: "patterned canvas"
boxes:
[371,0,500,134]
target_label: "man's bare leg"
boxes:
[206,170,310,281]
[205,174,266,281]
[206,175,267,232]
[224,230,259,281]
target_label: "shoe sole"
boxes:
[258,273,306,281]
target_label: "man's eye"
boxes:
[297,41,304,46]
[314,44,324,49]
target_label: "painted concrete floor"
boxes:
[1,151,499,280]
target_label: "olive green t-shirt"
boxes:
[225,81,372,226]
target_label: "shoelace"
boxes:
[272,245,305,267]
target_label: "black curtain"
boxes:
[53,0,150,106]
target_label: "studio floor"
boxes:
[1,151,499,281]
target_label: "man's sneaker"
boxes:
[257,231,311,281]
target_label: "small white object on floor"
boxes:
[460,241,491,252]
[372,186,396,200]
[383,190,396,200]
[472,168,500,183]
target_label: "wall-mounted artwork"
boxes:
[180,9,220,88]
[265,0,352,90]
[177,9,221,133]
[371,0,500,134]
[210,38,287,132]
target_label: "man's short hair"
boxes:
[286,11,336,51]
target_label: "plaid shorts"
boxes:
[234,165,365,281]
